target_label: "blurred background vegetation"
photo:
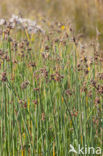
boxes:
[1,0,103,42]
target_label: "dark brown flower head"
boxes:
[77,64,80,68]
[85,69,89,75]
[65,89,72,96]
[80,58,83,63]
[77,63,82,71]
[98,86,103,94]
[19,100,23,104]
[51,74,55,80]
[26,41,29,46]
[74,112,78,117]
[33,100,38,105]
[4,55,10,61]
[65,32,69,38]
[21,81,29,89]
[81,83,87,92]
[42,52,49,59]
[0,50,4,56]
[96,84,100,91]
[4,29,10,35]
[13,41,18,48]
[51,72,64,82]
[40,68,48,78]
[95,97,100,104]
[55,39,59,43]
[7,24,13,29]
[19,41,25,49]
[94,56,98,61]
[91,80,97,87]
[97,73,103,80]
[89,58,94,65]
[33,88,40,92]
[70,27,73,32]
[40,68,47,73]
[24,101,27,108]
[29,62,36,68]
[19,99,27,108]
[13,59,17,64]
[88,90,92,98]
[1,72,7,82]
[84,56,87,63]
[27,48,32,51]
[45,45,49,51]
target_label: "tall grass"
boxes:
[0,19,102,155]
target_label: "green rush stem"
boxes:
[8,38,12,73]
[61,88,78,140]
[4,83,8,155]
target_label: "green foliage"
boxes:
[0,20,102,155]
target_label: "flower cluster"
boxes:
[0,15,45,34]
